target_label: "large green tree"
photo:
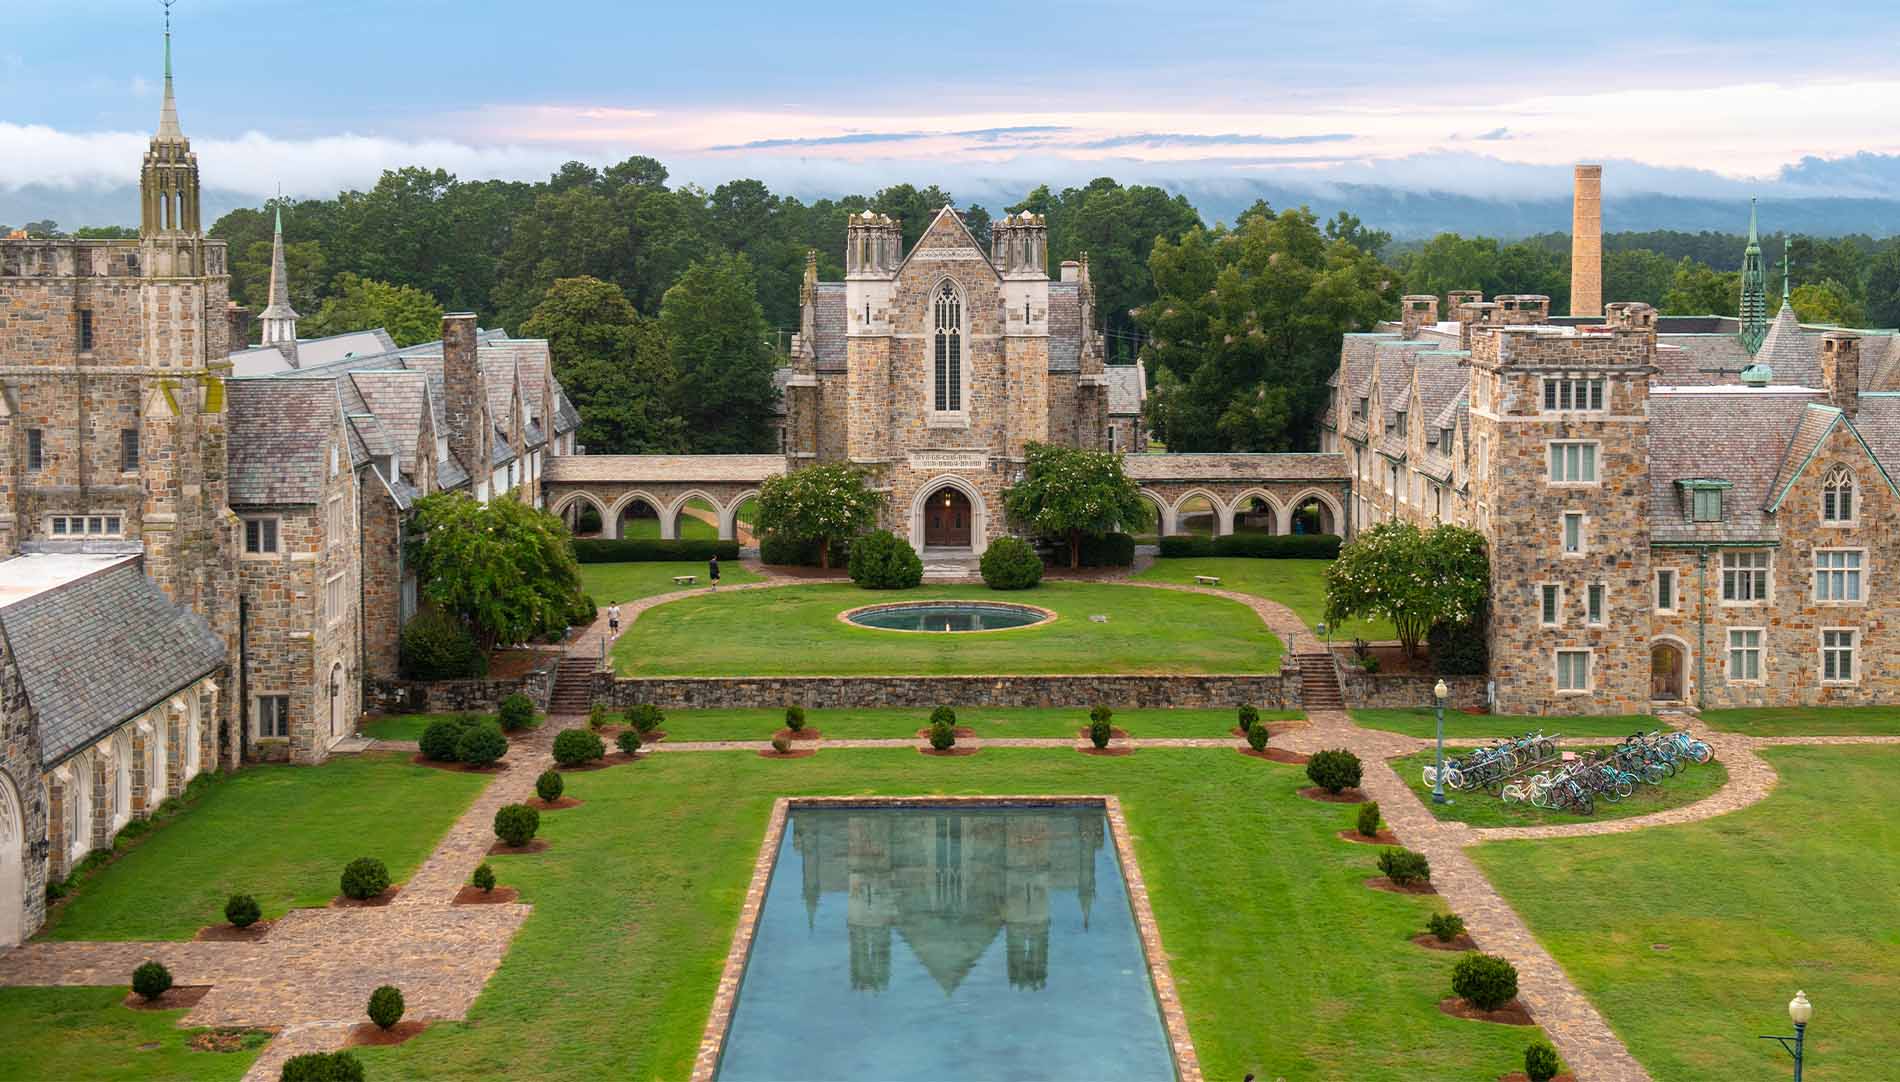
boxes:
[405,492,587,651]
[302,272,445,346]
[1004,442,1151,569]
[519,276,685,453]
[657,253,779,453]
[1791,280,1866,326]
[754,464,883,569]
[1660,258,1740,316]
[1325,521,1488,657]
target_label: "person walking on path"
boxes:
[608,604,620,637]
[708,554,721,589]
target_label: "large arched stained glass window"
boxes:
[934,281,962,412]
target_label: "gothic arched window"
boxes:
[1822,465,1856,523]
[933,281,962,412]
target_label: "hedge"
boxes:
[759,531,850,568]
[1157,533,1342,559]
[572,538,739,564]
[1076,531,1137,567]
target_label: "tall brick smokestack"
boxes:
[1571,164,1603,318]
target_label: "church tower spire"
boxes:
[1738,198,1768,354]
[140,1,202,247]
[259,205,301,350]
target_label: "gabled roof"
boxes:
[1754,301,1822,387]
[893,205,997,280]
[1647,392,1820,542]
[1105,363,1145,415]
[226,379,343,505]
[1763,403,1900,513]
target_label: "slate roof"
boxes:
[813,284,847,371]
[1646,390,1822,542]
[1754,302,1823,386]
[225,379,341,505]
[1121,453,1349,482]
[1048,283,1080,372]
[348,371,431,475]
[1653,336,1754,386]
[228,328,397,377]
[0,554,226,769]
[1105,363,1145,415]
[542,454,788,483]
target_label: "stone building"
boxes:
[1324,206,1900,714]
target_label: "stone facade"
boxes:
[595,673,1292,711]
[366,665,556,715]
[1336,670,1487,711]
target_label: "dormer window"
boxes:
[1822,466,1856,523]
[1692,488,1723,522]
[1440,426,1454,449]
[1394,411,1407,437]
[1356,396,1368,418]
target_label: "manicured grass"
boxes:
[1389,748,1729,828]
[611,582,1283,676]
[615,514,718,541]
[1351,708,1662,740]
[43,754,487,940]
[1475,747,1900,1081]
[645,706,1303,741]
[1701,705,1900,736]
[578,560,761,605]
[1134,557,1398,641]
[0,987,267,1081]
[355,750,1539,1081]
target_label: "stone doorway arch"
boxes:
[908,476,989,556]
[1650,640,1686,702]
[0,769,23,948]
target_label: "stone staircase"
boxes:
[548,655,596,716]
[1295,653,1344,710]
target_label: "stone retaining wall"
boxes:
[1337,668,1488,711]
[367,665,555,715]
[595,672,1290,711]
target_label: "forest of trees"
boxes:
[18,157,1900,457]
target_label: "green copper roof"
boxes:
[1738,198,1768,354]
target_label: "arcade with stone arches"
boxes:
[1130,482,1347,540]
[543,456,784,543]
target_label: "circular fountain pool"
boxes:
[841,601,1056,633]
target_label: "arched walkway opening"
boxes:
[1174,493,1219,538]
[727,495,761,545]
[615,498,662,541]
[1286,490,1340,536]
[1129,492,1166,545]
[907,477,989,556]
[0,770,23,948]
[555,493,606,538]
[669,494,721,542]
[1232,494,1280,536]
[1650,641,1686,701]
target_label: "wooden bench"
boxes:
[1193,575,1222,587]
[671,575,698,586]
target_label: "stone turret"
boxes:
[845,210,900,278]
[991,211,1048,279]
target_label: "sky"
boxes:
[6,0,1900,211]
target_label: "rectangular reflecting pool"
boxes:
[712,800,1182,1081]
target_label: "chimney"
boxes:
[1399,295,1439,340]
[1571,164,1603,317]
[224,301,253,349]
[1456,301,1499,350]
[442,313,487,480]
[1060,260,1081,283]
[1822,332,1861,417]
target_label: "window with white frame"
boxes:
[1814,549,1863,602]
[1587,583,1606,625]
[1548,441,1598,483]
[243,517,278,554]
[48,513,123,537]
[327,496,347,543]
[1540,584,1562,626]
[256,695,290,739]
[1556,649,1591,692]
[1656,568,1677,612]
[1822,466,1855,523]
[1692,488,1724,522]
[1727,628,1763,681]
[325,574,347,625]
[1721,550,1770,602]
[1821,628,1857,683]
[1562,512,1585,555]
[1543,377,1606,412]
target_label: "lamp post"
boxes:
[1432,679,1451,805]
[1760,990,1812,1081]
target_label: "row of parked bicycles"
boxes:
[1422,729,1715,816]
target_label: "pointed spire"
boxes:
[156,1,184,142]
[1738,198,1770,354]
[260,198,301,348]
[1782,242,1794,304]
[1746,198,1759,245]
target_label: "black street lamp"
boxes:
[1759,990,1812,1081]
[1431,679,1451,805]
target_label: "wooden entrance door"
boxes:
[924,488,972,547]
[1650,643,1684,700]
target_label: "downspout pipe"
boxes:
[1695,546,1708,710]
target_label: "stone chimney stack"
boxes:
[1400,295,1439,340]
[1456,301,1498,350]
[225,301,253,349]
[1822,332,1861,417]
[442,313,488,481]
[1571,164,1603,318]
[1060,260,1080,283]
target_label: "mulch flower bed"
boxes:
[1438,997,1536,1026]
[408,754,510,774]
[487,838,550,856]
[194,920,274,942]
[556,752,640,772]
[330,887,401,908]
[347,1020,430,1047]
[123,985,210,1011]
[1077,745,1133,757]
[1299,786,1368,804]
[1239,748,1309,764]
[527,796,583,811]
[915,727,977,739]
[1412,931,1478,952]
[775,728,822,742]
[453,885,520,905]
[1366,876,1437,896]
[1336,828,1401,846]
[758,747,817,759]
[1076,727,1131,741]
[918,746,979,757]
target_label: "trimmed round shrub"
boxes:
[224,893,262,929]
[587,704,611,731]
[1427,912,1465,943]
[418,716,473,763]
[472,863,496,893]
[1089,704,1114,724]
[979,536,1043,590]
[366,985,405,1030]
[784,704,806,732]
[1246,721,1269,752]
[280,1051,365,1082]
[455,722,508,768]
[1378,847,1431,885]
[928,720,956,751]
[1306,748,1364,794]
[498,693,535,732]
[340,857,390,901]
[131,960,172,1001]
[616,728,644,756]
[770,734,792,755]
[399,609,485,679]
[493,804,541,848]
[1088,715,1112,749]
[1523,1040,1562,1082]
[535,769,564,803]
[625,703,664,734]
[553,728,605,767]
[1237,703,1260,729]
[1451,952,1519,1012]
[929,705,957,728]
[848,529,924,589]
[1356,801,1382,838]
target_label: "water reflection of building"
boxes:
[790,808,1107,994]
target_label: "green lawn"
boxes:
[1351,708,1663,740]
[578,560,762,605]
[1389,748,1729,828]
[43,754,487,940]
[616,514,718,541]
[0,988,267,1081]
[355,749,1540,1081]
[611,582,1283,676]
[1701,705,1900,736]
[1134,557,1398,641]
[1475,747,1900,1081]
[640,706,1303,741]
